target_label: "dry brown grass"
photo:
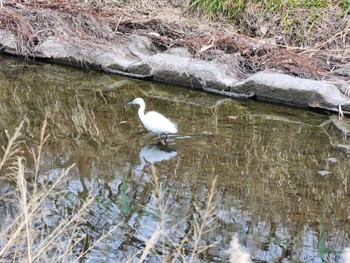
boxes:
[0,120,120,262]
[131,164,219,262]
[0,0,349,80]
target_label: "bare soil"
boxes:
[1,0,350,81]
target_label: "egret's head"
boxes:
[127,98,144,105]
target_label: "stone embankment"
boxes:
[1,29,350,114]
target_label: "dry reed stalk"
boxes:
[133,167,219,262]
[16,156,32,262]
[75,222,123,261]
[0,120,73,261]
[129,164,166,263]
[0,122,26,259]
[0,119,105,262]
[29,164,75,217]
[0,121,24,174]
[138,226,162,263]
[1,161,81,262]
[32,117,49,177]
[150,164,168,262]
[31,196,95,262]
[188,176,218,262]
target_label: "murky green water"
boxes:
[0,55,349,262]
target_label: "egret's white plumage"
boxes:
[128,98,177,141]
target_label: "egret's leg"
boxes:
[157,134,168,146]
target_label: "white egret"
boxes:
[128,98,177,142]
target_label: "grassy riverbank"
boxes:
[80,0,350,49]
[187,0,350,47]
[1,0,349,80]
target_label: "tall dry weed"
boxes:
[0,121,24,177]
[0,120,233,262]
[0,120,116,262]
[133,166,220,262]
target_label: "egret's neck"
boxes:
[138,103,146,121]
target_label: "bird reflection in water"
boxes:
[135,142,177,171]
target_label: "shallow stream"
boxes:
[0,56,349,262]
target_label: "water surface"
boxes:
[0,56,349,262]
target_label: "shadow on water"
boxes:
[0,55,350,262]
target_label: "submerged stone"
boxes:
[318,170,330,176]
